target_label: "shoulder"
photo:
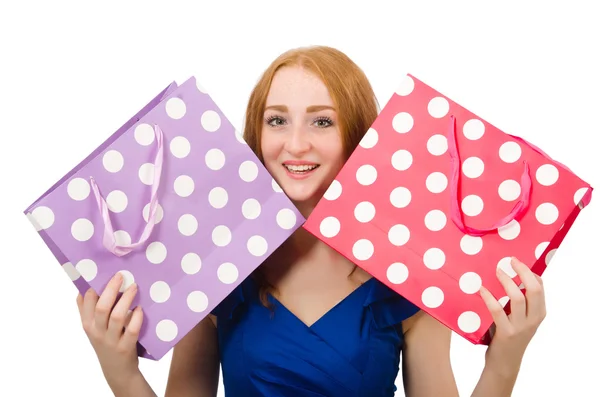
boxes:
[210,276,258,323]
[363,278,421,330]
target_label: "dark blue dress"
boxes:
[211,276,420,396]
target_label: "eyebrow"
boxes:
[264,105,336,113]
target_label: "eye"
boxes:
[314,116,334,128]
[265,115,286,127]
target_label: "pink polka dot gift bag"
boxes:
[23,77,304,360]
[303,74,593,345]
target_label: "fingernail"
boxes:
[129,282,137,291]
[114,272,123,281]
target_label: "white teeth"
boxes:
[284,164,319,172]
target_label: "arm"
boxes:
[400,311,460,397]
[164,314,220,397]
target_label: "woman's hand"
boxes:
[76,272,144,389]
[479,257,547,377]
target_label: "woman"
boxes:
[76,45,547,396]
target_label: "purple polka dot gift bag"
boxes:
[23,77,305,361]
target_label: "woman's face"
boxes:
[261,66,345,212]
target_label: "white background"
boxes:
[1,1,599,396]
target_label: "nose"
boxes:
[284,124,311,156]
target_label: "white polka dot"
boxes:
[545,248,557,265]
[428,97,450,118]
[392,112,414,133]
[499,141,522,163]
[461,195,484,217]
[390,186,412,208]
[115,273,137,300]
[388,224,410,246]
[423,248,445,270]
[272,179,283,193]
[247,235,268,257]
[458,311,481,333]
[208,187,228,209]
[187,291,209,312]
[71,218,94,242]
[174,175,195,197]
[205,148,226,170]
[425,210,447,231]
[165,97,186,119]
[360,128,378,148]
[427,134,448,156]
[462,157,484,178]
[114,230,131,246]
[67,178,90,201]
[138,163,155,185]
[460,235,483,255]
[498,219,520,240]
[536,164,559,186]
[391,150,413,171]
[146,242,167,264]
[356,164,377,185]
[142,203,164,224]
[462,119,485,140]
[498,296,510,307]
[239,161,259,182]
[395,75,414,96]
[459,272,482,294]
[201,110,221,132]
[497,257,517,278]
[276,208,297,230]
[354,201,376,223]
[62,262,80,281]
[574,187,589,205]
[387,262,409,284]
[320,216,340,238]
[212,225,231,247]
[498,180,521,201]
[134,123,155,146]
[217,262,238,284]
[75,259,97,281]
[352,239,374,261]
[234,130,247,144]
[103,150,124,173]
[178,214,198,236]
[31,206,54,230]
[535,203,559,225]
[181,253,202,274]
[535,242,549,259]
[150,281,171,303]
[426,172,448,193]
[170,136,191,158]
[156,319,178,342]
[242,198,261,219]
[106,190,128,213]
[422,287,444,308]
[324,180,342,200]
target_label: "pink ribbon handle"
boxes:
[89,124,164,257]
[448,115,532,236]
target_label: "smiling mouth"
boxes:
[283,164,320,174]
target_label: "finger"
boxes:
[94,273,124,333]
[81,288,99,330]
[120,306,144,349]
[479,285,511,331]
[511,258,546,319]
[496,266,526,324]
[106,283,138,343]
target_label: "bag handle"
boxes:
[90,124,165,256]
[448,115,532,236]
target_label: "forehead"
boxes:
[265,66,335,108]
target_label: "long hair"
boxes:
[242,45,380,307]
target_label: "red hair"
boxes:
[242,45,380,307]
